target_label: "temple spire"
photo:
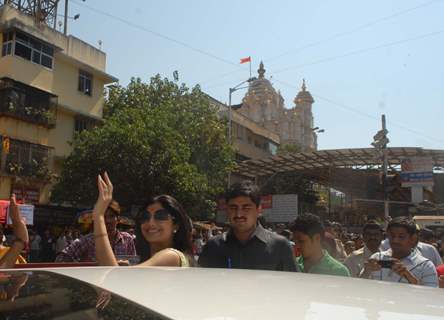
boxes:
[258,61,266,79]
[302,78,306,92]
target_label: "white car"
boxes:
[1,266,444,319]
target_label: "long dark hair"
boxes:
[135,195,193,262]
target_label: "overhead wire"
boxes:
[70,0,243,69]
[272,29,444,74]
[70,0,443,146]
[265,0,443,63]
[201,0,443,85]
[273,79,444,145]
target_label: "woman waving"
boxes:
[93,173,193,267]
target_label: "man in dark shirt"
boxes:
[198,181,296,271]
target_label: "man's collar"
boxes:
[225,223,268,244]
[252,223,268,243]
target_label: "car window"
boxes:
[0,270,172,320]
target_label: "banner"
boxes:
[6,204,34,225]
[0,200,9,224]
[401,157,434,187]
[12,187,40,204]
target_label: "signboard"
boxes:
[262,194,298,223]
[12,187,40,204]
[216,194,297,223]
[401,157,434,187]
[2,201,35,225]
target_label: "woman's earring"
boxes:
[173,229,177,234]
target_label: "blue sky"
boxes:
[67,0,444,150]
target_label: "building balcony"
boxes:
[0,136,53,180]
[0,77,57,128]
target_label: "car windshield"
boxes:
[0,0,444,299]
[0,270,171,320]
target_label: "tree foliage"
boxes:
[51,76,234,218]
[261,143,318,209]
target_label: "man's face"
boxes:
[105,210,118,233]
[387,226,416,258]
[363,228,383,252]
[226,196,260,235]
[293,231,320,259]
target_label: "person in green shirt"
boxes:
[290,213,350,277]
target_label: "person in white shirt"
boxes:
[416,241,442,267]
[344,221,383,277]
[361,217,438,287]
[380,227,443,267]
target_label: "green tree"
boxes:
[51,76,234,218]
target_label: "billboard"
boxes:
[0,201,35,225]
[216,194,297,223]
[400,157,434,187]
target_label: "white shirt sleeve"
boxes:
[417,260,439,287]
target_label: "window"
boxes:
[75,115,97,133]
[78,70,93,96]
[0,78,57,127]
[3,138,50,176]
[2,31,54,69]
[2,32,13,56]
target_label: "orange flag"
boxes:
[240,56,251,64]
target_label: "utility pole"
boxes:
[372,114,390,220]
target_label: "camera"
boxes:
[378,260,394,269]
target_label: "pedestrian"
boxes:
[344,240,355,256]
[381,226,443,267]
[324,221,348,262]
[55,230,71,255]
[361,217,438,287]
[93,173,193,267]
[56,198,135,263]
[198,180,296,271]
[29,230,41,262]
[344,220,383,277]
[40,229,55,262]
[290,213,350,277]
[419,228,436,246]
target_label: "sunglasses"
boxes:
[139,209,173,223]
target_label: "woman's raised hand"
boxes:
[9,194,29,243]
[94,172,113,217]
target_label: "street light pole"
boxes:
[382,115,389,221]
[64,0,68,35]
[228,87,234,145]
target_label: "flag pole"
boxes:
[249,57,252,79]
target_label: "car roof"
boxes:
[25,266,444,320]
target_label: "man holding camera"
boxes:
[360,217,438,287]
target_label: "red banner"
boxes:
[12,187,40,204]
[0,200,9,224]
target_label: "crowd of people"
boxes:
[1,174,444,289]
